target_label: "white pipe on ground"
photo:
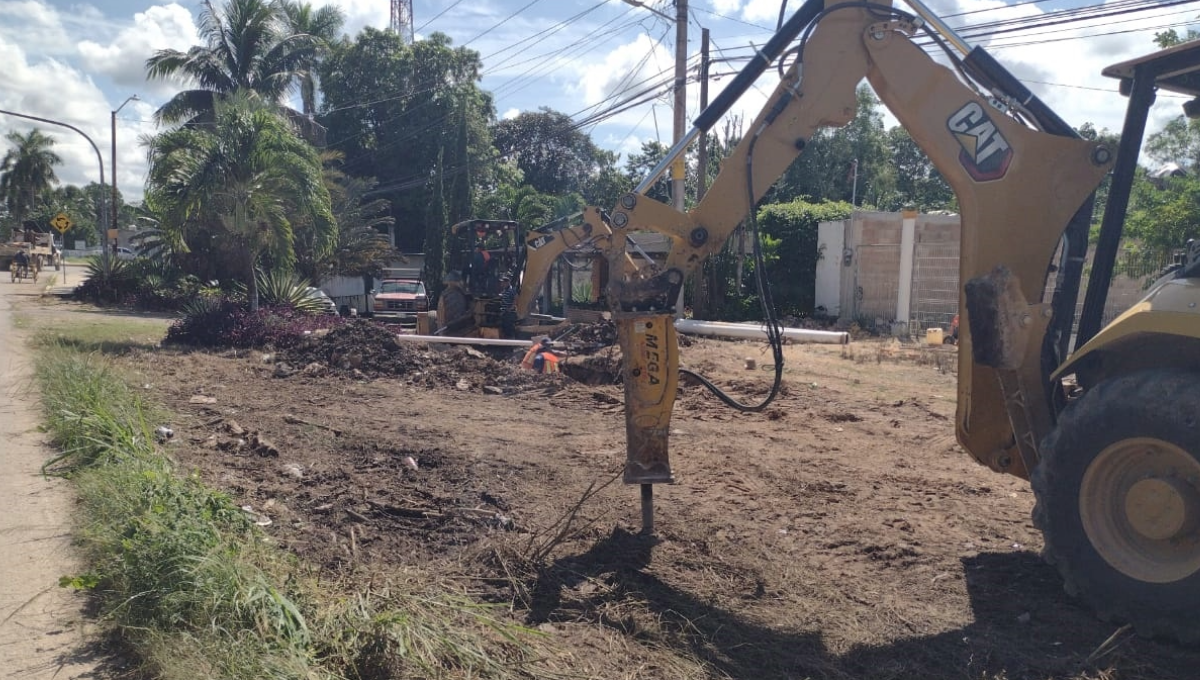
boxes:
[674,319,849,344]
[393,334,533,348]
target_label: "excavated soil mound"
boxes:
[280,320,569,392]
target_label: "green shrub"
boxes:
[722,199,852,318]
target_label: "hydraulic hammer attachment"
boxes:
[616,312,680,486]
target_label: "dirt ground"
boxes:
[0,282,107,679]
[20,296,1200,679]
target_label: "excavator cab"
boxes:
[440,219,523,338]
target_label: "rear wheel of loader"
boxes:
[1033,369,1200,643]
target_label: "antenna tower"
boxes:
[390,0,415,43]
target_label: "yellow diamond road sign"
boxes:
[50,213,72,233]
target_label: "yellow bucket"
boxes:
[925,327,944,346]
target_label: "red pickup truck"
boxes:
[373,278,428,320]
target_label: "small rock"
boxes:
[225,420,246,436]
[465,347,488,360]
[483,385,504,395]
[241,505,272,527]
[200,435,218,449]
[154,426,174,442]
[273,363,294,378]
[261,353,274,363]
[189,395,218,404]
[302,362,327,377]
[281,463,304,479]
[351,368,367,380]
[250,433,280,457]
[455,379,471,391]
[403,456,419,471]
[1017,612,1031,624]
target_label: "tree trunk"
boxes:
[248,248,260,312]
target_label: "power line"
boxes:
[461,0,547,48]
[414,0,466,34]
[481,0,610,67]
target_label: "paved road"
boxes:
[0,280,99,678]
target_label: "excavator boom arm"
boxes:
[603,0,1113,490]
[515,218,613,322]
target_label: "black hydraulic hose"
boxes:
[693,0,823,132]
[681,112,787,412]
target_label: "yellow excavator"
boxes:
[597,0,1200,643]
[437,216,617,338]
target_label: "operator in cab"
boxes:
[498,273,517,338]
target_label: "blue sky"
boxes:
[2,0,1197,201]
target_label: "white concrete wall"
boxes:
[815,220,846,316]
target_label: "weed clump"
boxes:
[36,343,537,679]
[165,297,344,349]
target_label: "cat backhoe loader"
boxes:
[597,0,1200,643]
[436,217,615,337]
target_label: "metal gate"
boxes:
[910,240,960,331]
[852,244,902,329]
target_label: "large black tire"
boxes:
[1033,370,1200,643]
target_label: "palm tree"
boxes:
[0,129,61,234]
[146,94,334,310]
[278,0,346,116]
[294,150,395,281]
[145,0,316,127]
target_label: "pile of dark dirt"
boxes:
[570,320,617,346]
[279,320,569,392]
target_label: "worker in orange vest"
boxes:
[520,337,560,374]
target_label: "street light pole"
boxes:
[111,95,138,239]
[0,107,108,270]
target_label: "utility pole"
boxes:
[671,0,687,214]
[696,27,710,201]
[670,0,688,325]
[111,95,138,235]
[695,27,711,317]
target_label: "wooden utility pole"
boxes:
[695,27,711,317]
[696,27,710,201]
[671,0,688,213]
[671,0,688,320]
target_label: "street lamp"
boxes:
[111,95,138,239]
[0,107,107,269]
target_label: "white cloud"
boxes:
[0,2,168,204]
[312,0,388,40]
[501,107,520,120]
[710,0,741,16]
[0,1,72,55]
[741,0,784,24]
[576,32,675,107]
[78,4,198,98]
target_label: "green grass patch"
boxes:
[29,312,169,354]
[35,341,537,679]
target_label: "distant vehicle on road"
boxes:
[304,287,338,315]
[372,278,427,320]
